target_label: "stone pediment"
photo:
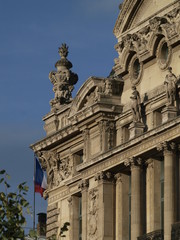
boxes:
[114,0,175,38]
[68,76,124,119]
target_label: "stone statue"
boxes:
[49,43,78,109]
[164,67,177,106]
[130,85,141,122]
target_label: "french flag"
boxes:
[34,157,47,197]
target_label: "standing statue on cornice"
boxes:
[164,67,177,106]
[49,43,78,110]
[130,85,141,122]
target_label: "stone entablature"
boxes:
[76,116,180,175]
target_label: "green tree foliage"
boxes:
[0,169,31,240]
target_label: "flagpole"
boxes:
[33,154,36,231]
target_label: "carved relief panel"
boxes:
[88,188,99,240]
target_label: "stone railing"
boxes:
[138,229,164,240]
[171,222,180,240]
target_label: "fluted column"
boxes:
[125,157,142,240]
[78,179,89,240]
[157,141,176,240]
[115,173,129,240]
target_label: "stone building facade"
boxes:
[31,0,180,239]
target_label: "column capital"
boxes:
[67,196,73,206]
[78,179,89,191]
[114,173,122,183]
[145,159,154,168]
[124,157,143,169]
[94,171,114,183]
[157,141,176,154]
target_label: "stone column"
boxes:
[157,141,176,240]
[68,196,79,240]
[146,159,161,233]
[95,171,115,240]
[114,173,129,240]
[78,179,89,240]
[125,157,142,240]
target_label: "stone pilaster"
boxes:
[94,171,115,239]
[98,121,106,152]
[124,157,143,240]
[146,159,161,233]
[157,141,176,240]
[82,129,90,162]
[99,120,116,152]
[114,173,129,240]
[78,179,89,240]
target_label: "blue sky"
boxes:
[0,0,121,233]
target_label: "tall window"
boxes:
[160,160,164,229]
[79,196,82,240]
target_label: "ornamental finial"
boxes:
[58,43,69,58]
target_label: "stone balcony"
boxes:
[138,229,164,240]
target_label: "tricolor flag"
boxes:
[34,157,47,197]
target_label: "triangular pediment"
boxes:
[114,0,174,37]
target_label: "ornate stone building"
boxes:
[31,0,180,239]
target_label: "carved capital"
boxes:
[157,141,176,153]
[145,159,154,169]
[124,157,142,169]
[114,173,122,183]
[78,179,89,191]
[67,196,73,206]
[94,171,114,183]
